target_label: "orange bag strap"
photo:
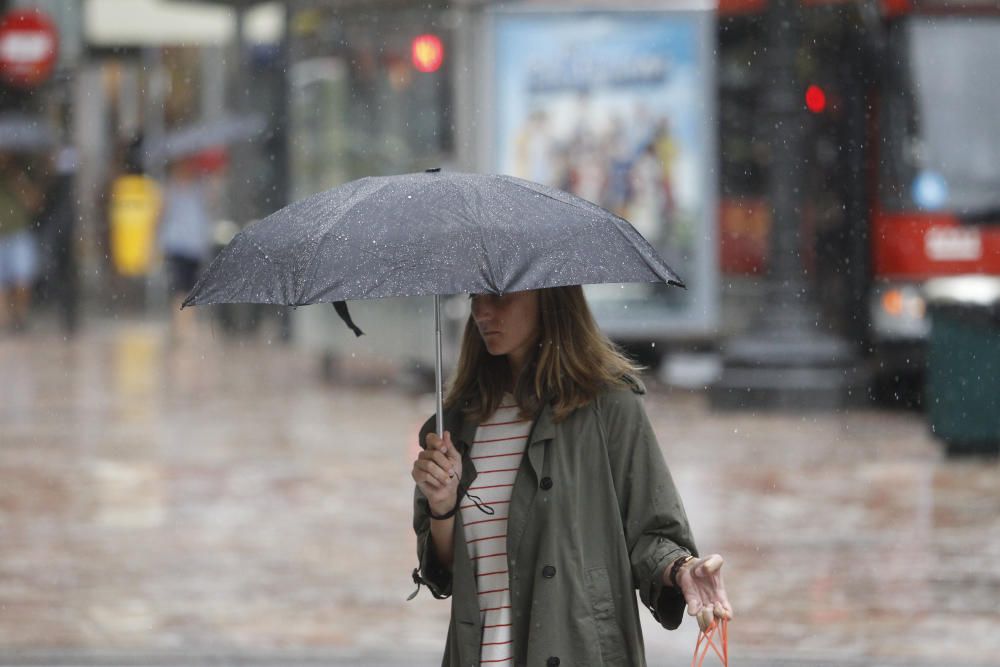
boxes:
[691,618,728,667]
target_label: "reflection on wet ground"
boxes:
[0,319,997,665]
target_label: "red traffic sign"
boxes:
[0,9,58,88]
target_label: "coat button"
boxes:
[540,477,553,490]
[547,657,560,666]
[542,565,556,578]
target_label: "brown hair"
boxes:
[445,285,642,424]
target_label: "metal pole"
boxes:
[231,4,251,227]
[435,295,445,438]
[709,0,862,410]
[276,2,294,343]
[142,45,167,314]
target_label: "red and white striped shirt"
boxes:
[462,395,532,667]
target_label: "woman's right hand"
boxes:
[675,554,734,632]
[411,431,463,517]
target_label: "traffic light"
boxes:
[411,34,443,73]
[805,84,826,113]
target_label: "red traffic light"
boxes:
[805,84,826,114]
[411,34,443,73]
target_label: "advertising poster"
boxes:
[492,10,717,338]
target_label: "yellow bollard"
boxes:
[110,174,161,276]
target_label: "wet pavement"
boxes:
[0,317,998,666]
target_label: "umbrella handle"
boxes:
[435,295,444,439]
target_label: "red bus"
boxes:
[717,0,1000,396]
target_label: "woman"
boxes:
[411,286,731,667]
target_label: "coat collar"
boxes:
[624,373,647,395]
[524,400,555,481]
[528,400,556,445]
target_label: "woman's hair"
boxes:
[445,285,641,424]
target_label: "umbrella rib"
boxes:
[440,177,501,293]
[469,183,505,292]
[477,218,502,294]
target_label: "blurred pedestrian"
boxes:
[158,157,212,342]
[410,286,732,666]
[0,153,43,334]
[36,146,80,335]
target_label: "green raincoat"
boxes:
[412,377,698,666]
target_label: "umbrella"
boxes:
[183,169,684,435]
[0,113,56,152]
[146,112,267,162]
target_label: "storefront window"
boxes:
[289,7,453,200]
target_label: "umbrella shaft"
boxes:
[435,295,444,439]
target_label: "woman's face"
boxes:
[470,290,541,365]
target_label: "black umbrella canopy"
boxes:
[183,170,684,308]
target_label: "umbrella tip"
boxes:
[425,167,441,173]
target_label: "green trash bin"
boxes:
[925,276,1000,457]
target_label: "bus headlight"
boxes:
[870,282,930,340]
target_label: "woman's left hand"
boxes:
[673,554,733,632]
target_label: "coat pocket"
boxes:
[584,566,627,665]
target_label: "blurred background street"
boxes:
[1,0,999,665]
